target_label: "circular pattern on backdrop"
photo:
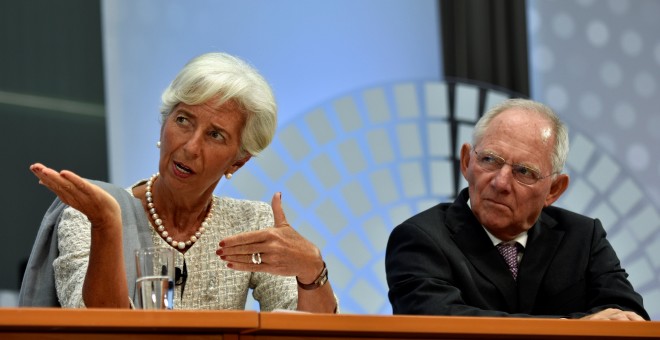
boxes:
[620,30,643,56]
[579,92,602,120]
[552,13,575,39]
[599,61,623,88]
[634,73,656,98]
[626,144,649,172]
[612,102,636,129]
[529,0,660,319]
[532,45,554,72]
[586,20,609,47]
[222,79,660,316]
[608,0,630,15]
[647,116,660,139]
[577,0,596,8]
[545,85,569,110]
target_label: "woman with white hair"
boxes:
[21,52,337,312]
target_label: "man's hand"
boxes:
[581,308,645,321]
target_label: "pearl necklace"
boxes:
[145,173,214,250]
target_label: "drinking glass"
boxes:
[134,247,175,309]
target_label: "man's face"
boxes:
[460,108,568,241]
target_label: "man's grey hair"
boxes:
[472,98,569,174]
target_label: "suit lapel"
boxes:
[447,191,519,311]
[517,212,565,313]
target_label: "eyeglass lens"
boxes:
[474,150,542,185]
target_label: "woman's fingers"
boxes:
[29,163,121,227]
[271,192,288,228]
[218,191,323,278]
[218,226,322,278]
[31,164,78,203]
[220,229,270,248]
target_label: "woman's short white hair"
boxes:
[160,52,277,157]
[472,98,569,174]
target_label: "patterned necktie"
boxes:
[497,242,519,280]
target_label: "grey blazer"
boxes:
[18,180,152,307]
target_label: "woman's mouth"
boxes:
[174,162,193,174]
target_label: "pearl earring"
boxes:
[225,173,233,180]
[156,141,161,148]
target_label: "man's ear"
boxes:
[459,143,472,181]
[544,174,569,207]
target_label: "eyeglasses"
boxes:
[472,149,555,185]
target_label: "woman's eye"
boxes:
[175,116,189,124]
[210,131,224,140]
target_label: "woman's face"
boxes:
[158,99,250,198]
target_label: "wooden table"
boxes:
[0,308,257,339]
[1,308,659,339]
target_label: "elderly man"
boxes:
[386,98,648,320]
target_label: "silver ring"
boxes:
[251,252,262,265]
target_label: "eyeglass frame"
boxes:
[471,148,557,185]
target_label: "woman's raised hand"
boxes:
[30,163,121,229]
[217,192,324,282]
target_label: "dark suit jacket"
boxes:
[385,188,649,319]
